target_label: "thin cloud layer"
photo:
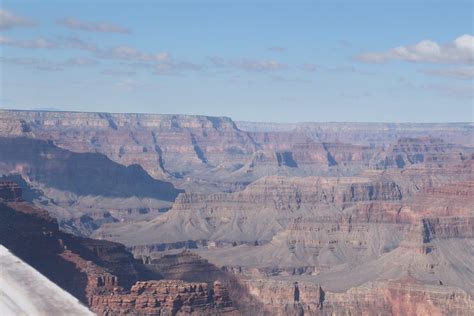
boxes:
[208,56,287,72]
[0,57,61,71]
[0,36,55,49]
[358,34,474,64]
[0,35,168,65]
[0,9,35,30]
[58,17,129,34]
[0,56,98,71]
[233,59,287,72]
[154,61,201,75]
[97,45,170,62]
[0,35,97,51]
[64,57,98,67]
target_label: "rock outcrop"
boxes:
[0,181,236,315]
[90,280,235,316]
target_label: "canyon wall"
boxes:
[1,110,473,315]
[0,180,237,315]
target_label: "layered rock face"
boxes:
[1,110,473,315]
[1,110,471,190]
[1,110,472,236]
[0,137,181,200]
[140,250,231,283]
[0,181,236,315]
[373,137,471,169]
[237,277,474,316]
[90,280,235,316]
[321,278,474,316]
[0,110,258,180]
[239,279,324,315]
[0,137,182,235]
[94,159,474,315]
[93,175,407,249]
[237,121,474,146]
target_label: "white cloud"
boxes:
[317,65,375,76]
[0,35,97,51]
[57,17,129,34]
[57,36,98,51]
[0,36,55,49]
[0,56,98,71]
[358,34,474,64]
[0,36,171,66]
[0,9,35,30]
[0,57,61,71]
[420,66,474,80]
[154,61,201,75]
[97,45,170,62]
[207,56,288,72]
[63,57,98,67]
[233,59,287,72]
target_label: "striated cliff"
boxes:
[0,137,182,235]
[92,174,408,248]
[0,180,237,315]
[236,276,474,316]
[1,110,474,315]
[90,280,236,316]
[0,110,258,181]
[237,121,474,146]
[1,110,472,192]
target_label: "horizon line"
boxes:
[0,108,472,125]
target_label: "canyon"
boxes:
[0,109,473,315]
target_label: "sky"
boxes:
[0,0,473,123]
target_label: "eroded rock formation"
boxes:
[0,181,236,315]
[0,110,473,315]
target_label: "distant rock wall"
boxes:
[238,278,474,316]
[1,111,472,187]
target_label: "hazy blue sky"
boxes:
[0,0,473,122]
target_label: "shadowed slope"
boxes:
[0,137,183,200]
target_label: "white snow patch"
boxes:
[0,245,95,316]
